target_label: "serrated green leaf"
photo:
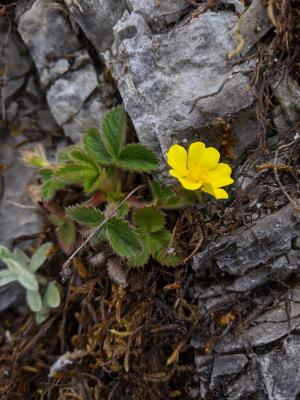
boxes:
[83,171,102,193]
[56,220,76,254]
[116,144,158,172]
[54,163,93,183]
[105,217,142,258]
[28,242,52,273]
[40,168,65,200]
[66,205,105,228]
[57,145,79,162]
[26,290,42,312]
[13,248,30,267]
[83,127,112,164]
[133,207,165,233]
[102,106,126,157]
[156,247,182,267]
[129,249,150,268]
[44,282,60,308]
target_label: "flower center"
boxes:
[186,162,209,183]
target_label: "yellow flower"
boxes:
[166,142,234,199]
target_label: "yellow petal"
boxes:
[177,176,202,191]
[166,144,187,176]
[170,169,202,190]
[198,147,220,170]
[205,163,234,188]
[202,183,229,199]
[187,142,206,169]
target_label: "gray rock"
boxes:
[272,76,300,134]
[215,286,300,353]
[0,136,41,249]
[62,82,115,142]
[227,360,263,400]
[17,0,116,142]
[105,10,256,165]
[125,0,187,30]
[231,0,272,57]
[258,335,300,400]
[0,284,24,313]
[47,64,98,125]
[17,0,81,87]
[226,266,273,292]
[210,354,248,389]
[193,205,300,276]
[64,0,126,53]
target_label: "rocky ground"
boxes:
[0,0,300,399]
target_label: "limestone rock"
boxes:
[105,10,256,166]
[193,205,300,276]
[64,0,126,53]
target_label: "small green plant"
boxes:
[23,106,234,268]
[0,243,60,323]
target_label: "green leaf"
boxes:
[13,248,30,267]
[116,144,158,172]
[102,105,126,157]
[35,308,49,324]
[26,290,42,312]
[150,180,186,209]
[17,269,39,291]
[83,127,112,164]
[66,205,105,228]
[133,207,165,233]
[0,257,39,291]
[40,168,65,200]
[0,273,17,286]
[105,217,142,258]
[57,145,80,162]
[156,247,182,267]
[129,249,150,268]
[54,163,93,183]
[0,245,13,260]
[56,220,76,254]
[48,213,64,227]
[28,242,52,273]
[44,282,60,308]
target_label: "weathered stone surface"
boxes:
[232,0,272,57]
[272,76,300,134]
[193,205,300,276]
[47,64,98,125]
[258,335,300,400]
[105,10,256,165]
[210,354,248,389]
[0,136,42,249]
[17,0,116,142]
[64,0,126,53]
[125,0,187,30]
[17,0,81,87]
